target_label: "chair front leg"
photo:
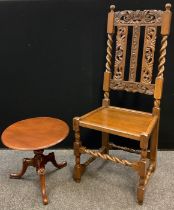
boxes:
[137,136,148,205]
[73,117,83,182]
[150,121,159,172]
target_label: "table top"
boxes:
[1,117,69,151]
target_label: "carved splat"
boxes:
[114,26,128,80]
[141,26,157,84]
[129,26,140,81]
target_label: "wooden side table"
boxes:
[1,117,69,205]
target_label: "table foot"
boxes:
[10,158,33,179]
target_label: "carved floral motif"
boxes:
[141,26,157,84]
[114,26,128,80]
[115,10,163,26]
[110,80,155,95]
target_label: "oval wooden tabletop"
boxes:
[1,117,69,151]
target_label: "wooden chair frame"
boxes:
[73,4,172,204]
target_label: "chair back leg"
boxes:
[102,132,109,154]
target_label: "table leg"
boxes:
[10,158,34,179]
[9,150,66,205]
[47,152,67,169]
[38,167,48,205]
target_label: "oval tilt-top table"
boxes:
[1,117,69,205]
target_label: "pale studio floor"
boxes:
[0,150,174,210]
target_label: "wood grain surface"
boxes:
[1,117,69,150]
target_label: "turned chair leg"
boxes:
[137,160,146,205]
[150,122,159,172]
[73,117,84,182]
[73,130,82,182]
[137,138,148,205]
[10,158,34,179]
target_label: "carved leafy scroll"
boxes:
[115,10,163,26]
[110,79,155,95]
[129,26,140,81]
[141,26,157,84]
[114,26,128,80]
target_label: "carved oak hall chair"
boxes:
[73,4,172,204]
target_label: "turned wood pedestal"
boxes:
[1,117,69,205]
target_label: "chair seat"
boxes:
[1,117,69,150]
[79,106,157,140]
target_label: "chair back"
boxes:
[103,4,172,114]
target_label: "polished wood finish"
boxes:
[154,77,163,99]
[10,150,67,205]
[103,71,111,92]
[1,117,69,205]
[79,106,156,140]
[2,117,69,150]
[107,5,115,34]
[161,4,172,35]
[73,4,172,205]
